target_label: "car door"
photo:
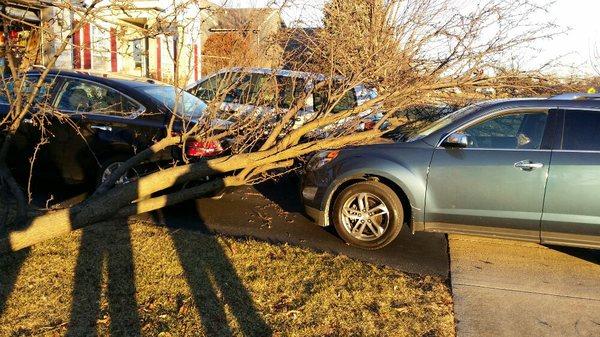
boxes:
[425,108,557,241]
[51,78,149,183]
[1,75,62,181]
[541,109,600,248]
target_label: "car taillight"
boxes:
[186,140,223,158]
[363,121,376,130]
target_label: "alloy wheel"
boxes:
[340,192,390,241]
[101,162,138,185]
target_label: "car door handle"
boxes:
[514,160,544,171]
[90,125,112,132]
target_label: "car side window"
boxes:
[313,86,357,114]
[195,73,227,101]
[248,73,277,105]
[562,110,600,151]
[55,79,140,116]
[223,74,253,104]
[0,75,56,105]
[463,111,548,149]
[275,75,306,109]
[332,89,357,113]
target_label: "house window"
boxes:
[131,38,144,70]
[91,25,110,71]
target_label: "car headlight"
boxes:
[307,150,340,171]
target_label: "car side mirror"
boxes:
[442,132,470,148]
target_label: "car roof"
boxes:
[478,97,600,111]
[27,68,170,89]
[25,69,179,112]
[214,67,326,80]
[186,67,362,92]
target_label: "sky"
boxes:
[215,0,600,76]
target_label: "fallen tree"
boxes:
[0,0,559,253]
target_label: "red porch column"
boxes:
[82,23,91,69]
[72,20,81,68]
[156,37,162,81]
[193,44,198,81]
[110,27,118,72]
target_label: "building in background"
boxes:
[62,0,217,85]
[1,1,283,85]
[201,7,285,75]
[0,1,51,74]
[280,27,321,72]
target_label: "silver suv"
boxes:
[185,67,379,131]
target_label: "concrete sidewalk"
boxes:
[449,235,600,337]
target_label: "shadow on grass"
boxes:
[0,248,28,318]
[63,207,271,336]
[67,222,141,337]
[2,176,271,336]
[164,207,273,337]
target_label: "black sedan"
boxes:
[0,69,218,187]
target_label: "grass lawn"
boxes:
[0,220,454,337]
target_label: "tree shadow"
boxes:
[252,173,304,214]
[164,204,273,337]
[0,185,29,319]
[63,181,271,336]
[66,221,141,337]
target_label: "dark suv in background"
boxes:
[302,94,600,250]
[0,69,212,187]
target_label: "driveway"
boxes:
[449,235,600,337]
[158,176,450,277]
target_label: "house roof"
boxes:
[210,7,284,32]
[281,27,320,53]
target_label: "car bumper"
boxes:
[304,204,327,227]
[301,171,330,227]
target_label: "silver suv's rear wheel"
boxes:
[332,181,403,250]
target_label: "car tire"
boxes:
[96,155,139,187]
[332,180,403,250]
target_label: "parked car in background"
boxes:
[185,67,381,132]
[302,94,600,250]
[0,69,215,187]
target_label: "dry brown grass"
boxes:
[0,221,454,337]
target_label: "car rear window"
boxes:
[139,85,207,121]
[562,110,600,151]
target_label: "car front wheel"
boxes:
[332,181,403,250]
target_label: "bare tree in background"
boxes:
[1,0,560,252]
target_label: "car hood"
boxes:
[336,137,431,156]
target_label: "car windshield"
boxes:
[399,104,482,142]
[139,85,207,121]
